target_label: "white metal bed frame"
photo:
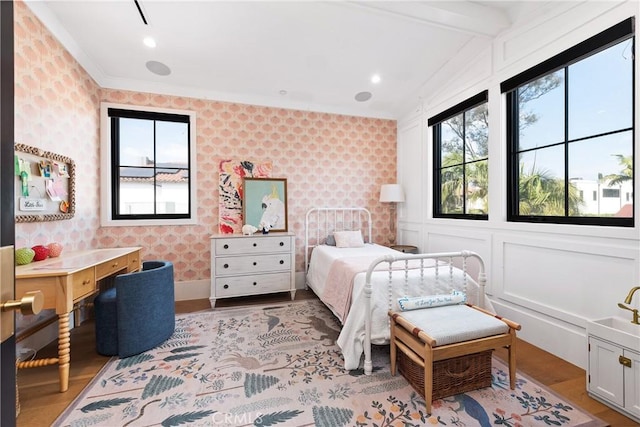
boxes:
[304,207,487,374]
[304,207,373,274]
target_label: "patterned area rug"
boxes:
[54,300,606,427]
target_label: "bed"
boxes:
[305,207,492,374]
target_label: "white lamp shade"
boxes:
[379,184,405,203]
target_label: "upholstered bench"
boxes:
[389,304,520,414]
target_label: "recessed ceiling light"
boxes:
[143,37,156,48]
[371,74,381,84]
[146,60,171,76]
[279,89,288,96]
[355,91,372,102]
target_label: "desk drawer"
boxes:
[96,255,128,279]
[72,268,96,300]
[215,272,291,297]
[128,251,141,271]
[215,254,291,275]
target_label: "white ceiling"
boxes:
[26,1,542,119]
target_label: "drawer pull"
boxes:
[279,242,284,246]
[253,243,257,247]
[223,244,229,249]
[253,262,257,266]
[223,284,229,289]
[223,264,229,269]
[131,259,137,263]
[279,260,284,265]
[619,355,632,368]
[82,279,91,285]
[112,262,118,267]
[253,282,257,286]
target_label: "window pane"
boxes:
[568,40,633,140]
[568,131,632,217]
[465,104,488,161]
[441,114,463,167]
[440,165,463,214]
[466,160,488,214]
[518,145,565,216]
[118,166,155,215]
[155,168,189,214]
[156,121,189,164]
[602,189,620,198]
[119,118,154,166]
[518,70,564,151]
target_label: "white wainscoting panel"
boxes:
[491,234,639,368]
[398,221,421,251]
[424,227,492,292]
[494,235,637,326]
[397,117,424,224]
[491,299,589,368]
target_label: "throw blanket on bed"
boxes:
[323,256,440,323]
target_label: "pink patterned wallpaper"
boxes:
[15,1,397,283]
[14,1,101,252]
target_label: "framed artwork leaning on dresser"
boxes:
[242,177,288,232]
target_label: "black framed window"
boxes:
[429,91,489,219]
[108,108,192,220]
[503,18,634,226]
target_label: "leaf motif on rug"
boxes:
[115,353,154,370]
[254,410,304,426]
[54,300,607,427]
[162,410,217,426]
[312,406,354,426]
[142,375,185,399]
[79,397,135,413]
[243,373,280,397]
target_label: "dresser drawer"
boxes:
[215,253,291,275]
[96,255,128,279]
[72,268,96,300]
[215,272,291,297]
[215,236,291,255]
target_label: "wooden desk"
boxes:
[15,247,142,392]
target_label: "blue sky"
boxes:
[119,118,189,167]
[518,38,633,182]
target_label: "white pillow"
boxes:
[333,230,365,248]
[397,290,466,311]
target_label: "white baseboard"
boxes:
[174,279,210,301]
[491,298,587,369]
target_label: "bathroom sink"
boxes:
[587,316,640,350]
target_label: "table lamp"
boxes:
[379,184,405,245]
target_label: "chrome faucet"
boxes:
[618,286,640,325]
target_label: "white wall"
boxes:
[397,0,640,369]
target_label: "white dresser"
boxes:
[210,232,296,307]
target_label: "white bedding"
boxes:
[306,243,396,317]
[307,244,492,370]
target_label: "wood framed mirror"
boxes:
[14,143,75,222]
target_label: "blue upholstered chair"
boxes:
[94,260,175,357]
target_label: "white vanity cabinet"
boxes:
[588,335,640,422]
[210,232,296,307]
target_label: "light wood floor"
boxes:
[16,290,637,426]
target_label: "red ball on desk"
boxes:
[31,245,49,261]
